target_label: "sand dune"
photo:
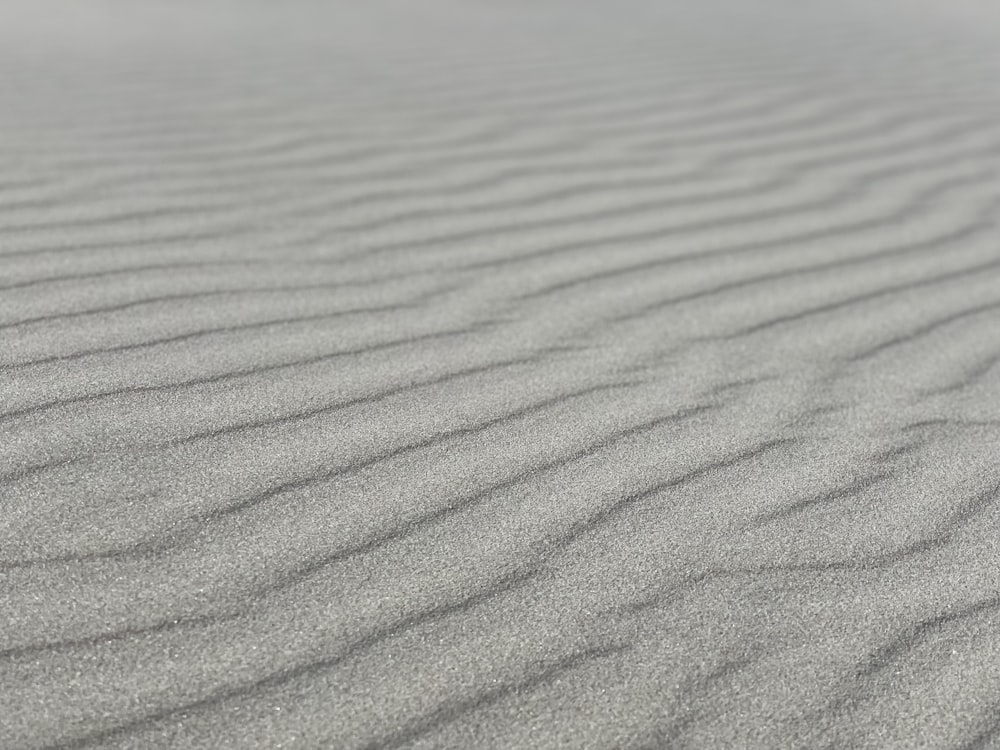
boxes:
[3,1,1000,748]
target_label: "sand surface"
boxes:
[3,1,1000,748]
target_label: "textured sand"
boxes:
[3,1,1000,748]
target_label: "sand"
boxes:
[2,1,1000,748]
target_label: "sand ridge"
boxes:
[2,1,1000,748]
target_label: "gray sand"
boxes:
[3,1,1000,748]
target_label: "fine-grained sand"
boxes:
[3,1,1000,748]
